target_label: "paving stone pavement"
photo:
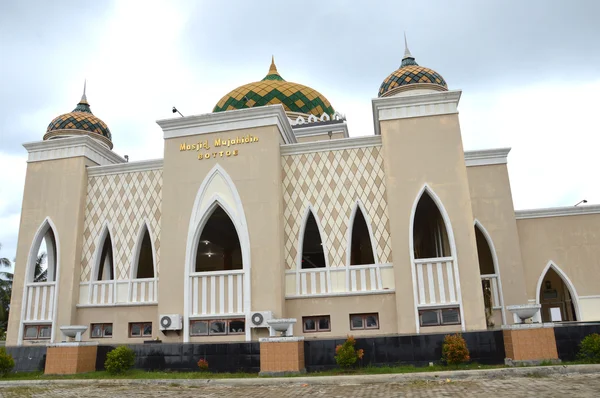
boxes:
[1,373,600,398]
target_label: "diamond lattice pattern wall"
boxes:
[80,170,162,282]
[282,146,392,270]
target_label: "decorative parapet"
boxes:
[23,135,125,165]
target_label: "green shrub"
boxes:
[105,346,135,375]
[0,347,14,376]
[442,334,470,366]
[578,333,600,363]
[334,336,364,369]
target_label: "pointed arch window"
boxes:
[96,231,114,281]
[475,226,495,275]
[195,206,242,272]
[538,264,578,322]
[413,192,450,259]
[301,210,326,269]
[349,206,375,265]
[134,226,155,279]
[30,225,57,283]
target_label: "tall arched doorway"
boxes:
[537,264,578,322]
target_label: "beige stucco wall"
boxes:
[159,125,285,342]
[517,213,600,321]
[7,157,92,345]
[285,292,397,339]
[380,114,487,333]
[76,305,158,342]
[466,163,528,317]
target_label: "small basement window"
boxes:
[419,308,461,327]
[302,316,331,333]
[23,325,51,340]
[91,323,113,338]
[350,313,379,330]
[129,322,152,338]
[190,319,245,336]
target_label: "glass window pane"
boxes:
[104,324,113,337]
[143,323,152,336]
[39,326,51,338]
[209,321,226,334]
[442,308,460,325]
[229,320,245,334]
[24,326,38,339]
[366,315,378,328]
[318,317,330,331]
[91,324,102,338]
[191,321,208,335]
[131,324,141,336]
[420,311,439,326]
[351,315,364,329]
[304,318,316,331]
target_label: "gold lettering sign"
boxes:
[179,134,259,160]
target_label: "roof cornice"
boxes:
[157,105,297,144]
[293,121,350,138]
[372,90,462,135]
[464,147,511,167]
[281,135,381,155]
[87,159,163,176]
[515,205,600,220]
[23,136,125,165]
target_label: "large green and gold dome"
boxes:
[378,40,447,97]
[44,85,113,149]
[213,58,335,118]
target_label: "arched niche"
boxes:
[412,190,451,259]
[536,262,580,322]
[131,222,156,279]
[347,201,377,265]
[94,225,115,281]
[28,222,58,283]
[194,205,242,272]
[298,207,327,269]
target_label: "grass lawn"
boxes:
[0,363,509,380]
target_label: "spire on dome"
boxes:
[73,80,92,113]
[262,56,284,81]
[401,33,419,67]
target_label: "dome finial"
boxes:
[403,32,413,60]
[79,79,89,105]
[262,55,284,81]
[400,33,419,67]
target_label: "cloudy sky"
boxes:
[1,0,599,263]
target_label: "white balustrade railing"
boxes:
[24,282,55,322]
[297,268,330,295]
[190,270,244,316]
[129,278,158,303]
[346,264,382,292]
[413,257,459,306]
[84,278,158,306]
[480,274,502,309]
[90,280,116,305]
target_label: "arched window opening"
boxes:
[31,228,57,283]
[135,228,154,279]
[350,207,375,265]
[475,226,495,275]
[301,211,326,269]
[539,267,577,322]
[97,233,114,280]
[413,192,450,259]
[195,206,242,272]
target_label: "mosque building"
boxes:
[7,41,600,346]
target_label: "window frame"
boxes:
[23,324,52,340]
[418,307,461,327]
[349,313,379,330]
[129,322,152,338]
[189,318,246,336]
[302,315,331,333]
[90,323,113,338]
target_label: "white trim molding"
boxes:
[23,136,125,165]
[372,90,462,136]
[88,159,163,176]
[292,121,349,139]
[515,204,600,219]
[465,148,511,167]
[157,104,296,144]
[281,135,381,156]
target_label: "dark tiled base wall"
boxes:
[554,323,600,361]
[96,342,260,373]
[5,346,46,372]
[304,330,506,371]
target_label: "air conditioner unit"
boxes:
[159,314,183,331]
[248,311,273,328]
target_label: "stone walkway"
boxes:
[1,373,600,397]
